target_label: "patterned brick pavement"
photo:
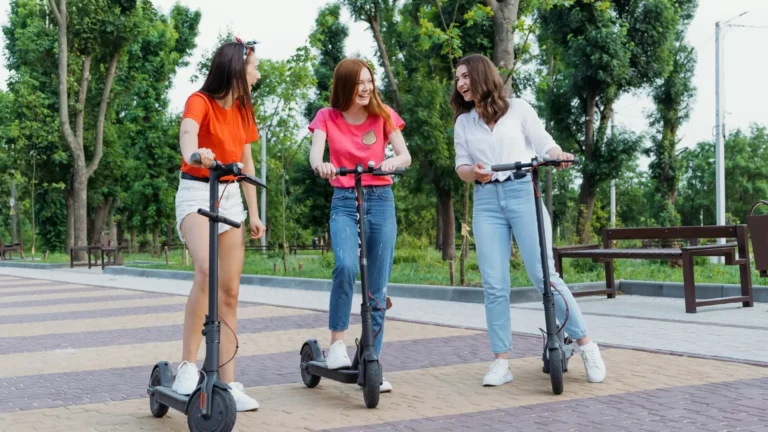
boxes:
[0,275,765,432]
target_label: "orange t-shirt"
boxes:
[180,92,259,180]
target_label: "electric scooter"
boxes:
[147,152,267,432]
[299,161,406,409]
[490,155,579,395]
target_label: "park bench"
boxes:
[289,244,329,255]
[553,225,753,313]
[748,200,768,279]
[0,239,24,260]
[70,233,125,269]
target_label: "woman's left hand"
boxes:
[547,149,574,170]
[378,158,398,173]
[250,217,266,239]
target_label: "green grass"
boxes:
[40,246,759,288]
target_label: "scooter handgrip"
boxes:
[373,167,406,176]
[197,209,242,228]
[491,163,517,172]
[190,152,202,164]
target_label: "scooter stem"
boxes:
[531,162,559,348]
[355,165,375,358]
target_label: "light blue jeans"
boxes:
[328,186,396,356]
[473,176,588,354]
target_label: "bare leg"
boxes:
[217,225,245,383]
[179,213,211,365]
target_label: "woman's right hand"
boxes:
[473,162,492,183]
[189,147,215,168]
[315,162,337,179]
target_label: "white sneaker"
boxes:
[579,341,606,383]
[482,359,513,386]
[380,378,392,393]
[172,361,199,395]
[325,340,352,369]
[228,382,259,412]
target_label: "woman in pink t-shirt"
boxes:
[308,58,411,393]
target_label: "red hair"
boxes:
[330,58,395,131]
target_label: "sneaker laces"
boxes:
[581,346,599,369]
[229,382,244,393]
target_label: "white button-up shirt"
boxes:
[454,98,559,181]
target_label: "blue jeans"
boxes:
[328,185,396,356]
[473,177,588,354]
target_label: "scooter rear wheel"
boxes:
[187,387,236,432]
[548,348,564,395]
[300,344,321,388]
[362,361,381,409]
[149,368,169,418]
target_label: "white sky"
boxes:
[1,0,767,166]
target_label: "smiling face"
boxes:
[354,67,373,107]
[245,53,260,87]
[455,64,473,102]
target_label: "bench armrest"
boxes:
[554,243,600,252]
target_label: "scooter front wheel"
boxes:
[548,348,564,395]
[300,344,321,388]
[362,361,381,409]
[187,387,237,432]
[148,368,169,418]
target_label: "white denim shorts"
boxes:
[175,176,247,244]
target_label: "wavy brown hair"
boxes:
[450,54,509,125]
[330,58,395,131]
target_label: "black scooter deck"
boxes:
[304,361,359,384]
[149,385,189,414]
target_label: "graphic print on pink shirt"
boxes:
[308,106,405,188]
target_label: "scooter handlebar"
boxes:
[197,209,241,228]
[314,164,407,176]
[490,156,580,172]
[189,152,268,188]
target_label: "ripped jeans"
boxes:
[327,186,397,357]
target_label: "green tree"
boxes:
[645,0,697,227]
[298,2,349,242]
[537,0,679,242]
[677,125,768,226]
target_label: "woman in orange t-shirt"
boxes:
[171,39,265,412]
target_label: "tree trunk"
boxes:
[152,227,160,256]
[90,197,112,246]
[436,185,455,261]
[66,189,73,253]
[459,183,470,285]
[166,221,174,247]
[131,228,137,254]
[368,16,402,110]
[576,91,598,244]
[487,0,520,96]
[435,200,443,250]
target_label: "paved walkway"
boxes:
[0,267,766,431]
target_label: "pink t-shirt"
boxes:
[308,106,405,188]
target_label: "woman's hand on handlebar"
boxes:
[189,148,215,168]
[377,158,399,173]
[314,162,336,179]
[473,162,492,183]
[546,148,574,170]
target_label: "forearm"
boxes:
[456,165,476,183]
[179,131,199,164]
[388,151,411,167]
[241,158,260,218]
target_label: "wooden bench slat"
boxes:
[559,248,683,258]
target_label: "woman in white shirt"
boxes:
[451,54,606,387]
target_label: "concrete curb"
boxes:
[0,260,69,270]
[106,265,764,304]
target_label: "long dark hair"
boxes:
[450,54,509,125]
[199,41,256,131]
